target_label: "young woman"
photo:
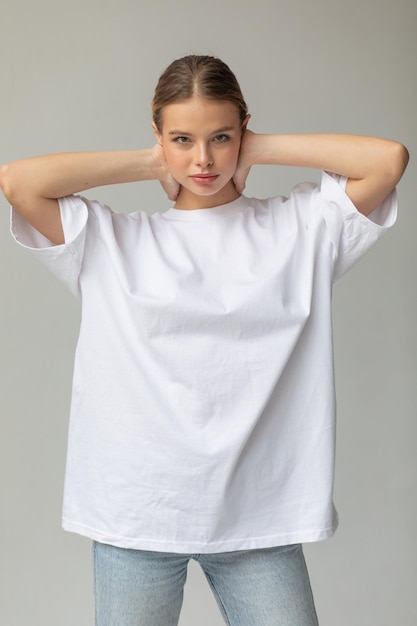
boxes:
[0,55,408,626]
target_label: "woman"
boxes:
[0,55,408,626]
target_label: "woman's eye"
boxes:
[214,134,230,143]
[175,136,190,144]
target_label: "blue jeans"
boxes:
[93,542,319,625]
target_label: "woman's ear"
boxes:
[151,121,163,146]
[241,114,251,133]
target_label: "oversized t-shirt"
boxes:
[11,172,397,553]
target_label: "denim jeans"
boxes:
[93,541,319,626]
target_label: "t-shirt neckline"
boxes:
[161,195,248,221]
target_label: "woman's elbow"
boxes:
[388,141,409,186]
[0,161,36,210]
[0,163,13,203]
[0,162,25,207]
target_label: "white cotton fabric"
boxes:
[11,172,396,553]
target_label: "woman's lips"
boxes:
[189,174,219,184]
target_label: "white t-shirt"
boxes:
[11,172,396,553]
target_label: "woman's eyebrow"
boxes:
[168,125,236,136]
[168,130,192,136]
[212,126,235,133]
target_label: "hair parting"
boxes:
[152,55,248,132]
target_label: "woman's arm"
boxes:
[0,146,178,245]
[234,132,409,216]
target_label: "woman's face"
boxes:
[153,97,248,209]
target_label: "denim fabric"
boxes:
[94,542,319,625]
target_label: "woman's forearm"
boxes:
[247,133,405,178]
[0,149,164,208]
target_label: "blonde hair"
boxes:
[152,55,248,131]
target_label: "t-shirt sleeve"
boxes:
[317,171,397,281]
[10,195,89,297]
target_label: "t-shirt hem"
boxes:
[62,518,338,553]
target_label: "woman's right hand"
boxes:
[151,143,180,201]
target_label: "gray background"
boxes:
[0,0,415,624]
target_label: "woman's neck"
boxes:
[174,181,239,211]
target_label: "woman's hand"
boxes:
[151,143,180,201]
[233,129,257,194]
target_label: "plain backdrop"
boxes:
[0,0,415,624]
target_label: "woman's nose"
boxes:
[195,143,213,168]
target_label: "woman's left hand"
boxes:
[233,129,256,194]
